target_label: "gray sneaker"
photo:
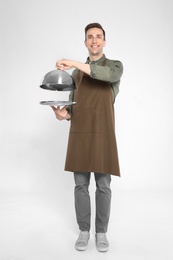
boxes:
[95,233,109,252]
[75,231,90,251]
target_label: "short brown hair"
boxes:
[85,23,106,40]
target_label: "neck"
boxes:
[89,53,104,62]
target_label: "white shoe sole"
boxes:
[75,244,88,251]
[96,245,109,252]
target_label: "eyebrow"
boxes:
[87,34,103,37]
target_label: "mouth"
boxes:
[91,45,99,49]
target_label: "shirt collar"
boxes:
[86,54,106,65]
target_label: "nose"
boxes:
[92,37,96,43]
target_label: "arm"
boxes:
[56,59,91,75]
[56,59,123,83]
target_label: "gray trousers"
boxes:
[74,172,111,233]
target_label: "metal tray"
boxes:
[40,101,76,106]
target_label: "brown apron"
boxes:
[65,61,120,176]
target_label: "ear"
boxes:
[84,40,87,47]
[103,40,106,47]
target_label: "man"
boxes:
[51,23,123,252]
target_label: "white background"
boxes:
[0,0,173,259]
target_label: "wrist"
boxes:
[73,61,79,69]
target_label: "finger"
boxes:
[51,106,56,111]
[55,61,59,68]
[58,66,70,71]
[51,106,60,111]
[59,105,67,111]
[55,60,62,68]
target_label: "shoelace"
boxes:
[96,233,108,245]
[78,232,89,243]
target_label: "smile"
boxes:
[91,45,99,48]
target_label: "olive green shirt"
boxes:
[67,54,123,116]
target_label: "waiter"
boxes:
[51,23,123,252]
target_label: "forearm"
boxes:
[56,59,91,75]
[72,61,91,75]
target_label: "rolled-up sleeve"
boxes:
[90,60,123,83]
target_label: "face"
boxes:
[84,28,106,59]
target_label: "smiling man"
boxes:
[51,23,123,252]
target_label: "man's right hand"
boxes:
[51,106,71,120]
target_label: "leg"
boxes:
[94,173,112,233]
[74,172,91,231]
